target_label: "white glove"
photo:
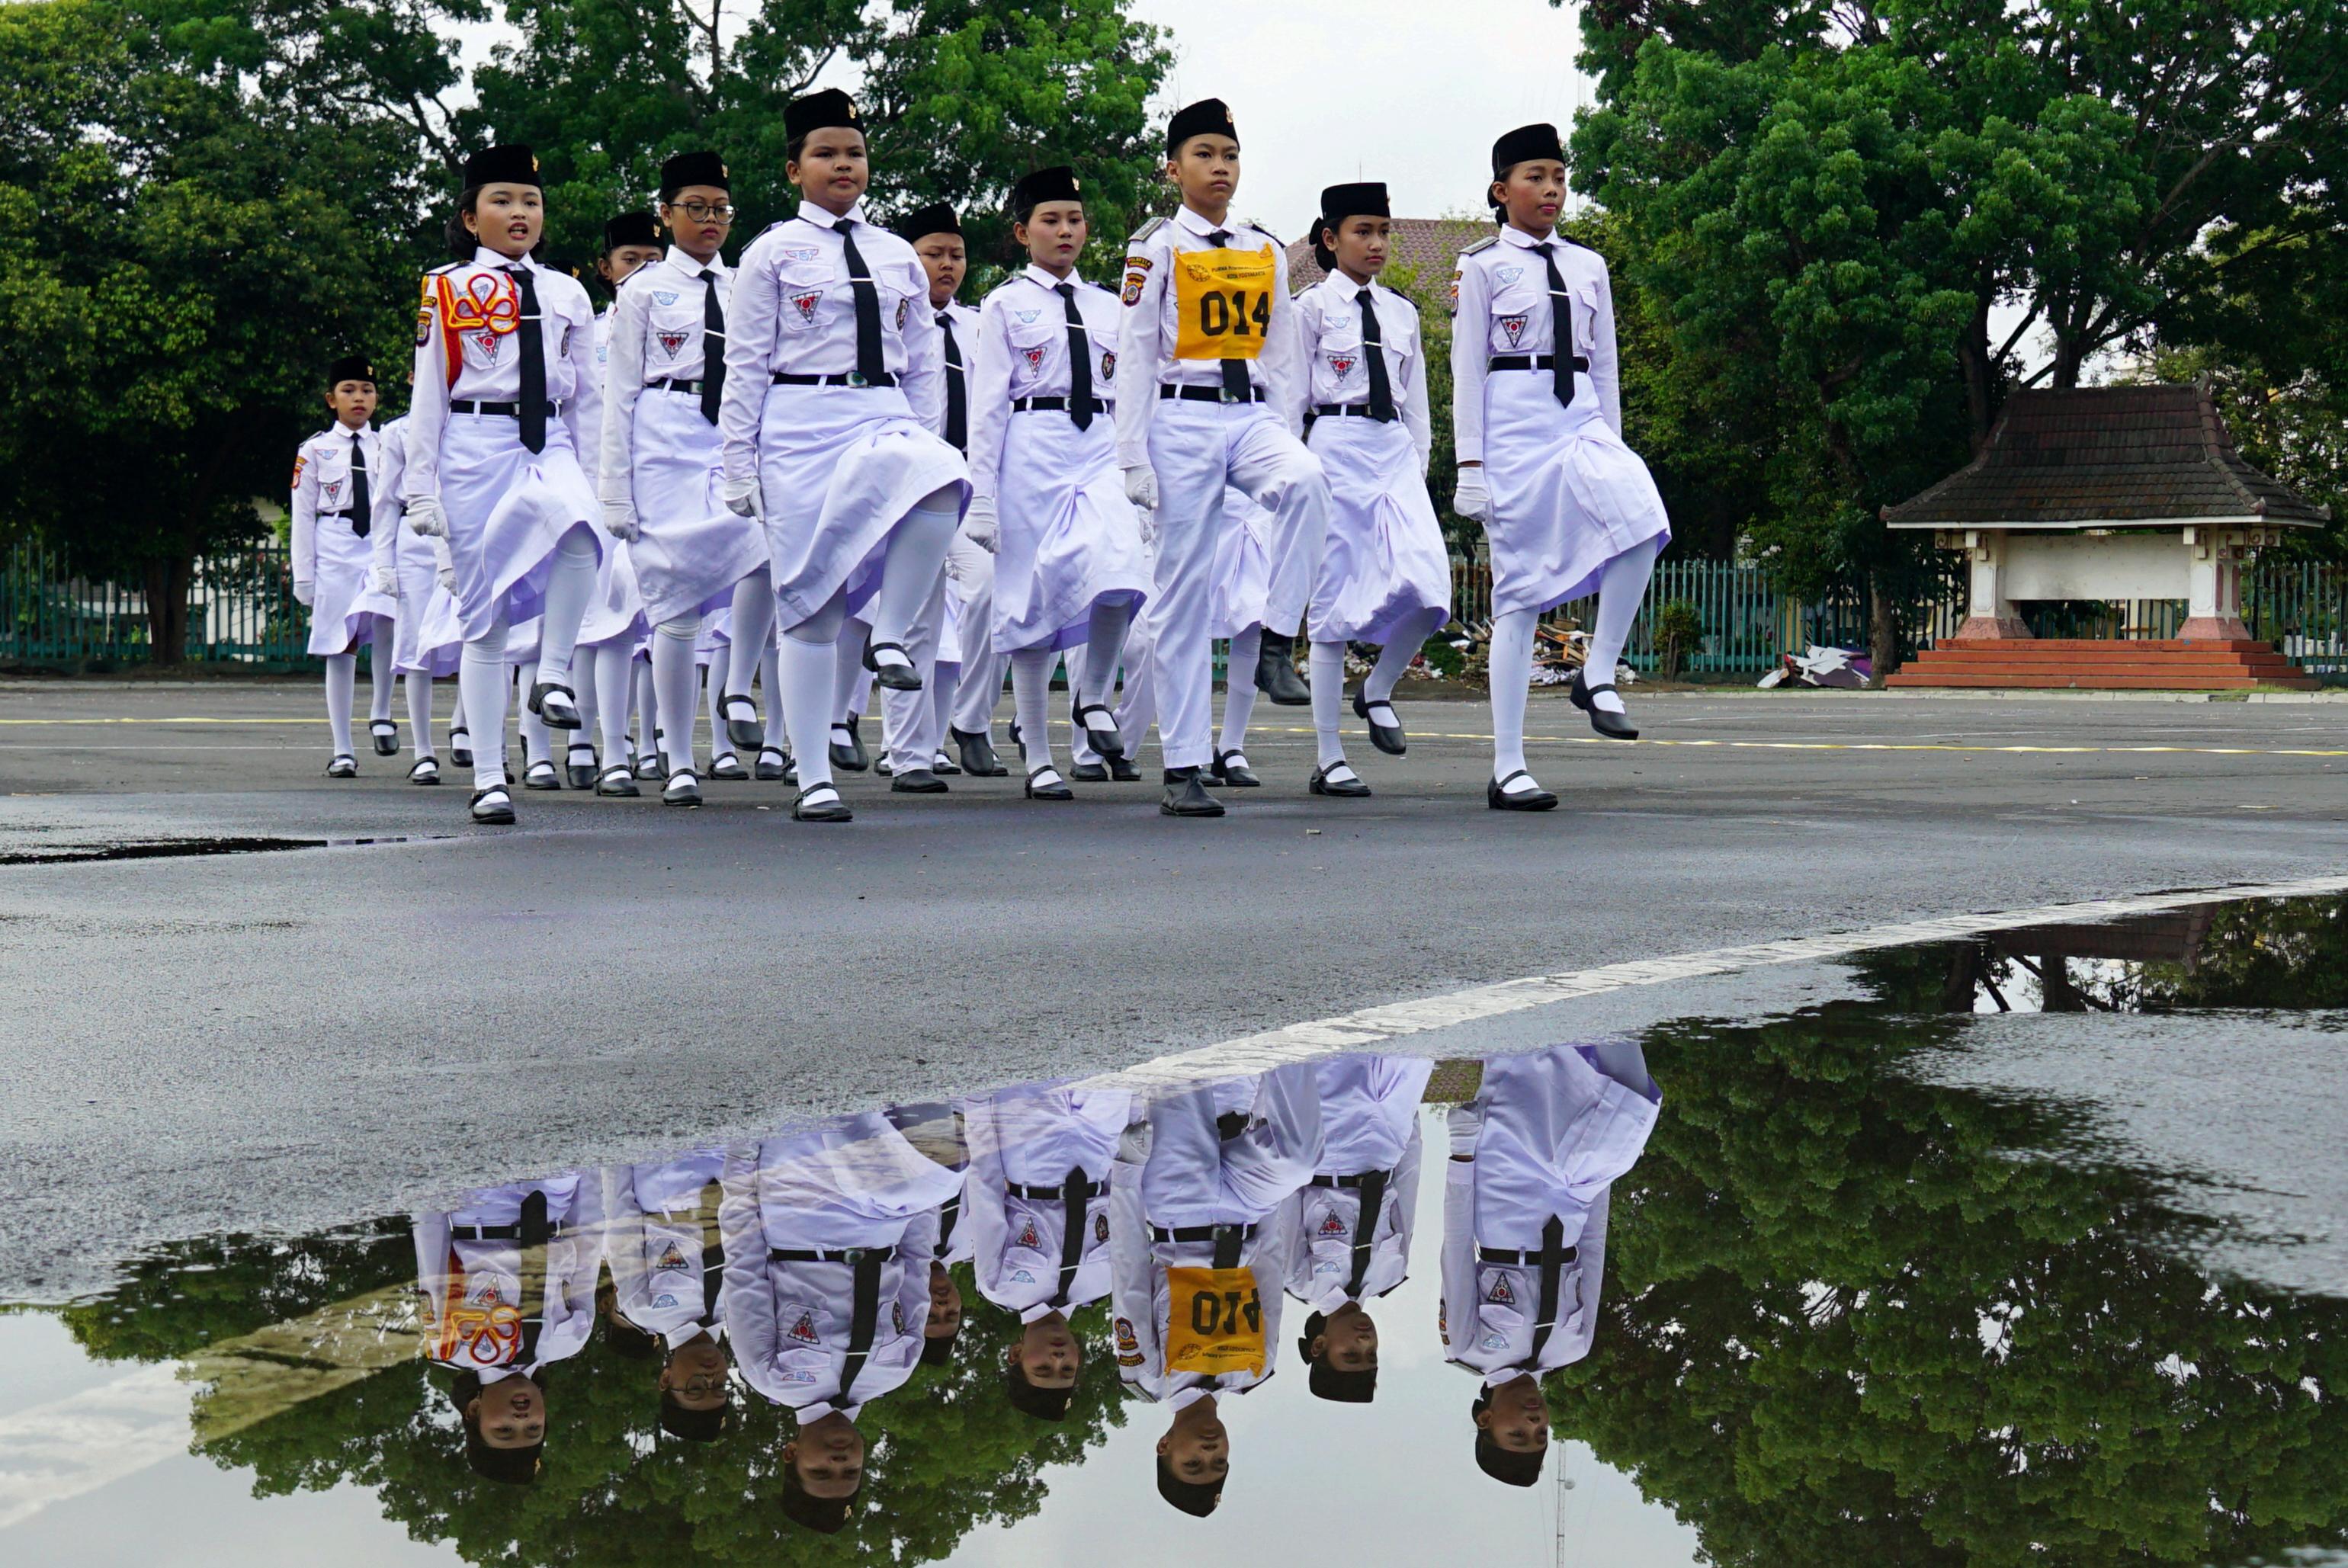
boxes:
[1446,1101,1486,1158]
[1452,468,1490,524]
[374,566,398,598]
[601,500,640,543]
[406,495,448,537]
[437,562,458,594]
[1117,1119,1153,1165]
[1136,502,1160,550]
[961,495,999,554]
[721,473,762,519]
[1122,464,1159,511]
[292,578,315,608]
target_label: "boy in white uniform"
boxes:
[602,1149,733,1442]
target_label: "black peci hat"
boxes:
[1003,1361,1074,1422]
[779,1464,854,1533]
[1296,1313,1378,1403]
[603,211,661,253]
[658,1391,729,1443]
[1009,165,1083,224]
[1166,98,1237,156]
[326,354,375,387]
[1313,181,1390,270]
[1156,1454,1224,1516]
[659,149,730,198]
[893,202,961,243]
[462,144,540,189]
[784,88,864,146]
[1490,122,1567,176]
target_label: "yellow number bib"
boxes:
[1163,1266,1266,1376]
[1172,245,1276,362]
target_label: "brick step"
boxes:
[1904,654,2308,675]
[1936,638,2279,653]
[1885,672,2289,689]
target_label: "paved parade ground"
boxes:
[6,675,2348,1297]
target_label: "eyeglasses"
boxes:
[670,201,736,223]
[673,1371,730,1399]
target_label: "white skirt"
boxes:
[576,537,647,650]
[305,517,393,655]
[1482,372,1669,617]
[387,528,459,676]
[627,390,768,626]
[754,384,967,627]
[991,411,1150,654]
[1306,417,1453,643]
[422,411,601,658]
[1210,487,1271,640]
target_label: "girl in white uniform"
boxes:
[405,144,605,824]
[1297,182,1453,797]
[966,165,1150,801]
[290,356,398,778]
[600,155,771,806]
[1452,123,1669,811]
[717,90,968,823]
[367,409,464,784]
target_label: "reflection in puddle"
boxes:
[8,896,2348,1564]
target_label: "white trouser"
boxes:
[879,567,951,771]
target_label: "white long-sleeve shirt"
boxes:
[598,247,734,507]
[1449,225,1624,465]
[1272,1054,1435,1313]
[964,264,1123,505]
[290,422,377,588]
[405,246,601,503]
[412,1172,605,1377]
[717,200,945,486]
[602,1151,729,1345]
[1294,272,1432,470]
[959,1082,1129,1321]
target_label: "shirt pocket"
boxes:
[644,297,705,368]
[1005,315,1059,391]
[1568,277,1602,357]
[310,447,353,511]
[1316,329,1365,393]
[776,261,833,332]
[1487,271,1544,356]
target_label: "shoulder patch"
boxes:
[1127,216,1169,245]
[1463,236,1500,255]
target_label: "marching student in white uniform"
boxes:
[1272,1053,1434,1404]
[601,1149,734,1443]
[290,355,398,778]
[412,1169,605,1485]
[958,1079,1132,1421]
[967,165,1150,802]
[717,89,970,823]
[406,144,605,824]
[1110,1063,1322,1515]
[600,152,771,806]
[367,409,463,784]
[1114,98,1331,818]
[1453,123,1670,810]
[1440,1041,1660,1486]
[719,1111,961,1534]
[1297,183,1453,797]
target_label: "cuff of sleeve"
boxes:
[1456,443,1484,465]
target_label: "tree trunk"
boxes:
[1958,300,1997,454]
[1868,575,1899,681]
[143,553,194,665]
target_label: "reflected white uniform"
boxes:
[603,1150,728,1344]
[412,1172,605,1378]
[961,1082,1131,1319]
[1272,1054,1433,1313]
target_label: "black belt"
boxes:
[771,370,897,389]
[1006,1178,1109,1201]
[316,511,357,521]
[1012,396,1115,414]
[768,1245,884,1264]
[451,1221,566,1241]
[1309,1169,1394,1190]
[649,377,709,394]
[1160,384,1265,405]
[451,399,568,417]
[1310,403,1394,419]
[1479,1243,1578,1266]
[1150,1222,1255,1246]
[1488,353,1589,374]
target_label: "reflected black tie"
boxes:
[1052,1168,1096,1307]
[1204,231,1252,402]
[1527,1215,1568,1363]
[1210,1223,1243,1271]
[1533,243,1573,410]
[348,431,371,537]
[515,1188,551,1367]
[832,1248,884,1410]
[1057,283,1095,431]
[699,268,726,425]
[1343,1169,1387,1299]
[505,265,547,453]
[836,220,887,387]
[937,311,967,451]
[696,1181,724,1325]
[1355,288,1396,424]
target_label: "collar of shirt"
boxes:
[663,1321,724,1352]
[471,245,539,273]
[1304,1279,1360,1316]
[477,1364,527,1385]
[663,245,727,280]
[795,198,869,229]
[1018,1300,1066,1326]
[1174,204,1237,241]
[340,423,371,443]
[1497,224,1555,253]
[1167,1383,1219,1412]
[1022,263,1080,292]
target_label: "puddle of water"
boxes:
[5,895,2346,1565]
[0,835,447,866]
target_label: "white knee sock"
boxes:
[1309,640,1346,768]
[867,491,961,675]
[727,569,775,701]
[781,595,849,792]
[1011,646,1058,774]
[761,643,787,748]
[515,659,549,770]
[1583,536,1661,713]
[406,673,437,759]
[653,618,701,774]
[1220,626,1262,757]
[534,524,600,685]
[459,617,514,788]
[705,643,732,759]
[324,653,356,756]
[367,645,396,723]
[1368,607,1445,703]
[634,660,657,759]
[1488,608,1536,784]
[592,643,632,760]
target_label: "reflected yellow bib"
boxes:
[1172,245,1276,362]
[1163,1265,1266,1376]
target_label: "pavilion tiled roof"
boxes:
[1284,217,1494,291]
[1882,382,2328,527]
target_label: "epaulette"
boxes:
[1242,219,1280,245]
[425,261,463,276]
[984,274,1025,297]
[1462,236,1499,255]
[1127,216,1169,246]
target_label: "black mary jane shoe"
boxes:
[523,757,561,791]
[634,734,666,780]
[874,753,893,777]
[950,726,1004,776]
[1310,762,1372,798]
[829,716,870,771]
[709,750,749,782]
[1160,767,1225,818]
[1486,768,1559,812]
[862,639,923,692]
[1108,755,1143,782]
[718,692,764,749]
[1025,765,1073,801]
[1253,630,1313,707]
[1008,719,1024,764]
[931,749,961,778]
[594,764,641,798]
[325,752,358,779]
[792,783,853,822]
[1211,749,1261,788]
[755,746,791,781]
[1352,688,1408,756]
[1568,667,1641,741]
[1070,761,1108,783]
[564,743,598,790]
[449,729,473,768]
[369,719,400,757]
[662,768,702,807]
[469,784,516,825]
[1070,697,1125,759]
[893,767,949,794]
[528,680,584,729]
[407,756,441,786]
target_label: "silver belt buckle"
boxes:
[1220,383,1244,404]
[845,370,869,389]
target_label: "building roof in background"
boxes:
[1285,216,1494,291]
[1882,382,2330,528]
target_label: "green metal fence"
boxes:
[3,539,338,671]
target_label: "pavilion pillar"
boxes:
[2179,526,2253,643]
[1949,529,2030,640]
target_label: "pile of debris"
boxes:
[1438,618,1637,691]
[1757,645,1872,688]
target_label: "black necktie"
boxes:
[937,311,967,451]
[348,431,371,537]
[1532,243,1574,410]
[1052,1168,1097,1307]
[1204,231,1252,401]
[1057,283,1095,431]
[1342,1169,1387,1299]
[836,220,887,387]
[514,1188,551,1367]
[1527,1215,1569,1363]
[505,265,547,453]
[699,268,726,425]
[832,1248,884,1410]
[1355,288,1396,424]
